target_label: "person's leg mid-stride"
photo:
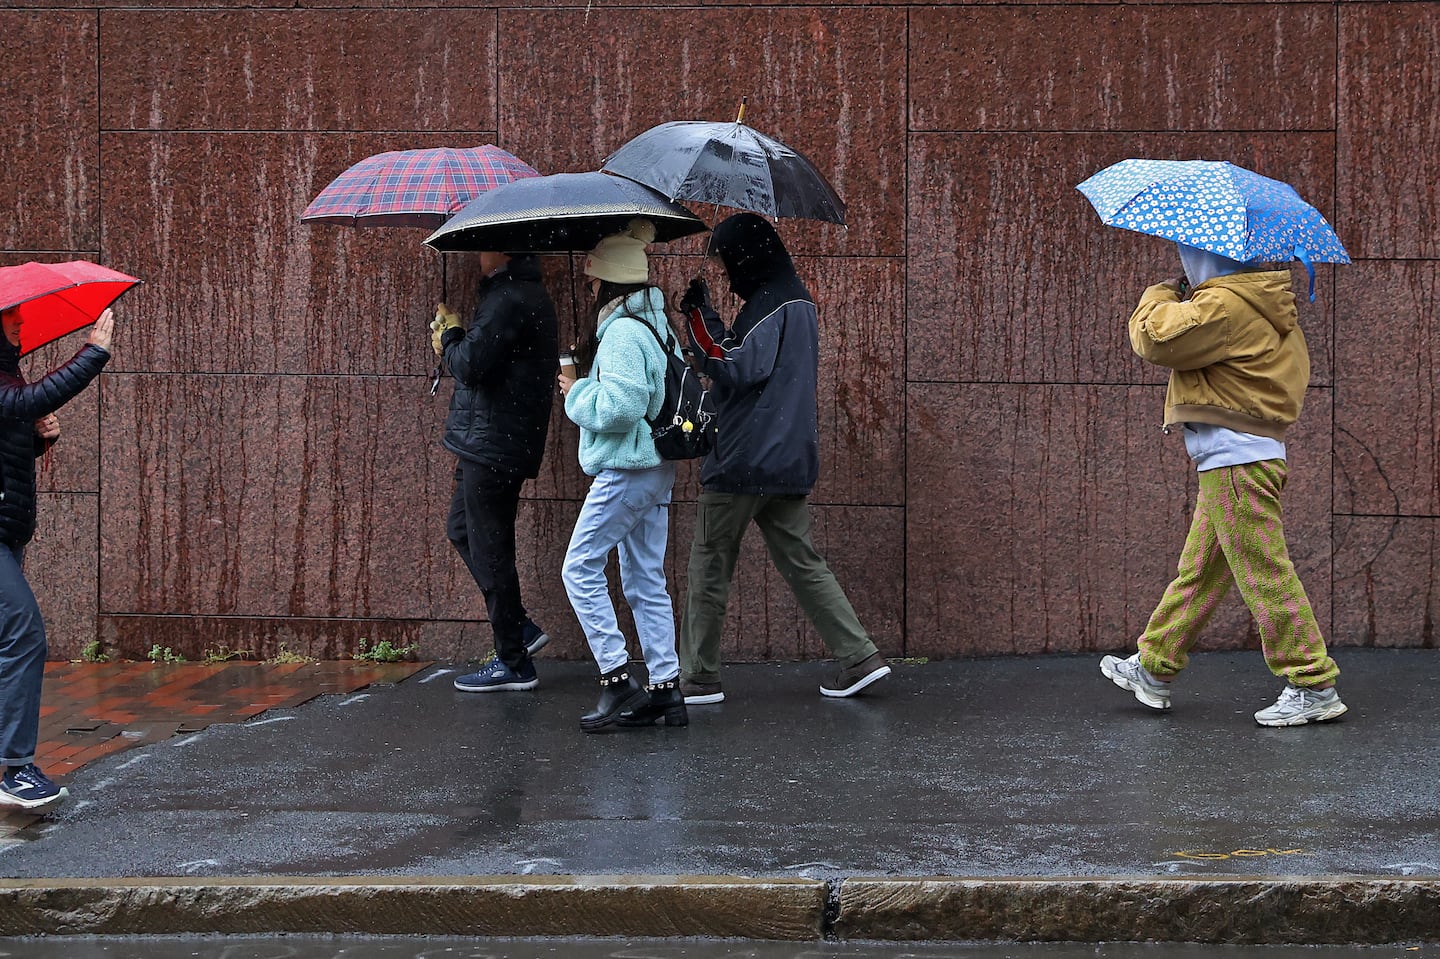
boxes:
[753,496,889,698]
[677,492,759,705]
[1102,460,1343,725]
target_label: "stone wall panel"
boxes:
[1333,517,1439,649]
[1334,262,1440,517]
[1339,4,1440,259]
[910,6,1334,133]
[908,133,1337,388]
[100,10,498,132]
[0,11,97,251]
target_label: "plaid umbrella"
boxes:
[301,145,541,228]
[0,261,140,356]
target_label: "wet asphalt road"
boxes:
[0,938,1429,959]
[1,649,1436,880]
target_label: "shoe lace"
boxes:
[1278,686,1306,708]
[14,765,53,789]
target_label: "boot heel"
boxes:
[662,705,689,727]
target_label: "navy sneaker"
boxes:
[454,658,539,693]
[0,764,69,811]
[522,622,550,657]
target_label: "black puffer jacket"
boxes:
[684,213,820,496]
[0,338,110,547]
[439,254,559,477]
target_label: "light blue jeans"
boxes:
[0,545,45,768]
[562,464,679,681]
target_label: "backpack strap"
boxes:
[617,315,676,428]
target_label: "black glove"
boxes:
[679,278,712,314]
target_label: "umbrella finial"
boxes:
[735,96,747,125]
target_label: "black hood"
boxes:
[505,252,542,280]
[709,213,796,301]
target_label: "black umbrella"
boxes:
[600,103,846,225]
[424,172,707,253]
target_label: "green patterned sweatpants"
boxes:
[1138,459,1339,688]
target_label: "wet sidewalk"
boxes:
[0,648,1436,943]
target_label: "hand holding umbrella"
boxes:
[0,262,137,356]
[87,308,115,351]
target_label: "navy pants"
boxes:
[447,460,531,671]
[0,544,45,768]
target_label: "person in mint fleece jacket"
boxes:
[558,219,688,733]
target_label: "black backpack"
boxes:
[623,316,715,460]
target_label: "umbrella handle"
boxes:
[1294,245,1317,303]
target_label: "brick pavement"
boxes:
[28,659,429,780]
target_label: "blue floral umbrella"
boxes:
[1076,159,1349,300]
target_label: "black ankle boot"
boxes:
[618,679,689,727]
[580,665,647,732]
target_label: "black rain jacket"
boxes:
[0,337,110,548]
[439,254,559,477]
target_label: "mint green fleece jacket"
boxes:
[564,287,671,476]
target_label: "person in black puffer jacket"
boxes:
[430,252,558,694]
[0,307,112,813]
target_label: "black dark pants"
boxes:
[447,460,530,671]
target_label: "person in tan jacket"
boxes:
[1100,243,1346,727]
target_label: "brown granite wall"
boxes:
[2,2,1435,663]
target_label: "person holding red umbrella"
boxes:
[0,269,122,812]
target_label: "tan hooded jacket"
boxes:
[1128,270,1308,440]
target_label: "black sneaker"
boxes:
[680,678,724,705]
[0,764,68,811]
[522,622,550,656]
[820,653,891,698]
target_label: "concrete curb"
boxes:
[836,877,1440,944]
[0,876,824,940]
[1,876,1438,943]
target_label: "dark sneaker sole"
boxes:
[820,664,891,698]
[682,691,724,705]
[453,677,539,693]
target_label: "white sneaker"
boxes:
[1254,685,1347,727]
[1100,653,1171,710]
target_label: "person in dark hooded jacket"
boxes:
[675,213,889,703]
[0,306,111,812]
[431,251,559,694]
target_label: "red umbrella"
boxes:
[0,261,140,356]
